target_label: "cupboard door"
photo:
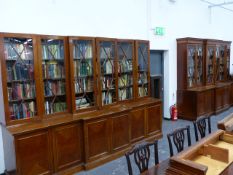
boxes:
[85,119,110,161]
[215,45,225,82]
[136,41,150,97]
[215,87,223,111]
[1,35,39,124]
[205,90,214,114]
[38,36,70,115]
[112,114,130,151]
[231,83,233,105]
[147,104,162,136]
[52,123,83,172]
[15,130,52,175]
[117,41,134,101]
[187,45,196,88]
[197,91,205,116]
[130,108,146,142]
[97,39,117,106]
[223,86,230,107]
[69,37,97,111]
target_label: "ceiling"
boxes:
[201,0,233,12]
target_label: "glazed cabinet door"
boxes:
[0,34,40,125]
[15,130,53,175]
[147,104,162,136]
[52,123,83,172]
[37,36,71,116]
[68,37,97,112]
[135,41,150,97]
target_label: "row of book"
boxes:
[73,43,92,58]
[102,92,115,105]
[118,88,133,101]
[42,44,64,60]
[7,63,34,81]
[102,77,115,90]
[4,42,33,60]
[44,101,66,114]
[118,74,133,88]
[75,78,93,94]
[138,87,148,97]
[44,81,66,96]
[8,83,35,101]
[118,59,133,73]
[75,97,91,109]
[74,60,93,77]
[42,62,65,79]
[101,60,114,74]
[10,101,36,120]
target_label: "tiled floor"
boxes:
[76,107,233,175]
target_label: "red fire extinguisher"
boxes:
[170,104,178,121]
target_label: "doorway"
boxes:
[150,50,164,116]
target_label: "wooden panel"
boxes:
[177,90,197,120]
[147,104,162,136]
[112,114,130,151]
[15,130,52,175]
[197,90,214,116]
[223,85,230,107]
[197,91,206,116]
[52,123,83,172]
[85,119,110,161]
[215,87,223,111]
[205,89,215,114]
[231,83,233,105]
[130,108,146,142]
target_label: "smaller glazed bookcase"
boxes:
[177,38,232,121]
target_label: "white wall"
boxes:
[0,0,233,172]
[0,0,148,172]
[148,0,233,118]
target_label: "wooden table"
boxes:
[220,162,233,175]
[141,159,170,175]
[141,159,233,175]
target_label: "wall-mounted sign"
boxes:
[154,27,165,36]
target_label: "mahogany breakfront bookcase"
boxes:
[0,33,162,175]
[177,38,232,120]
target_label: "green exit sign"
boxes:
[155,27,165,36]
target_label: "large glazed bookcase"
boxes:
[0,33,161,175]
[177,37,232,120]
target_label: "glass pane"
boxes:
[73,40,95,109]
[117,42,133,101]
[138,43,148,97]
[196,45,203,86]
[206,46,215,84]
[41,39,67,115]
[4,37,37,120]
[99,41,116,105]
[187,45,196,88]
[216,45,225,81]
